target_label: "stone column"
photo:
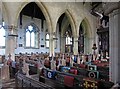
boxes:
[5,25,18,61]
[1,64,10,81]
[60,36,65,53]
[77,54,80,64]
[109,9,120,83]
[73,36,78,55]
[49,32,55,57]
[62,54,66,66]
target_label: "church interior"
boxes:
[0,1,119,89]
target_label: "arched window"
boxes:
[25,24,39,48]
[66,36,72,45]
[65,31,72,45]
[65,30,73,53]
[64,25,74,53]
[0,25,5,47]
[45,33,49,48]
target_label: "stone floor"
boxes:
[2,78,16,89]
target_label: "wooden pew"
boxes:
[40,68,114,89]
[15,72,54,89]
[29,65,37,75]
[73,63,109,81]
[40,68,84,88]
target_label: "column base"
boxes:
[1,65,10,81]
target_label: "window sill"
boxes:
[24,47,39,49]
[0,46,5,49]
[46,47,49,49]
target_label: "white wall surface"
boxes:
[15,15,60,54]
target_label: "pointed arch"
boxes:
[1,2,9,25]
[79,17,92,54]
[65,9,76,36]
[24,22,39,48]
[24,22,39,31]
[0,2,8,49]
[80,17,92,38]
[45,33,50,48]
[15,1,52,32]
[56,9,76,37]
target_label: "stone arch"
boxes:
[15,1,52,33]
[23,22,39,31]
[0,2,8,26]
[0,2,9,55]
[79,17,92,54]
[80,17,92,38]
[56,9,76,37]
[24,22,40,48]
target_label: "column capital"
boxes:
[4,25,17,31]
[73,35,79,38]
[50,32,57,34]
[5,25,18,37]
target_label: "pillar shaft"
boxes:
[73,36,78,55]
[109,9,120,83]
[49,32,55,57]
[5,25,17,61]
[60,36,65,53]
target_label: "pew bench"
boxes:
[40,68,114,89]
[15,72,54,89]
